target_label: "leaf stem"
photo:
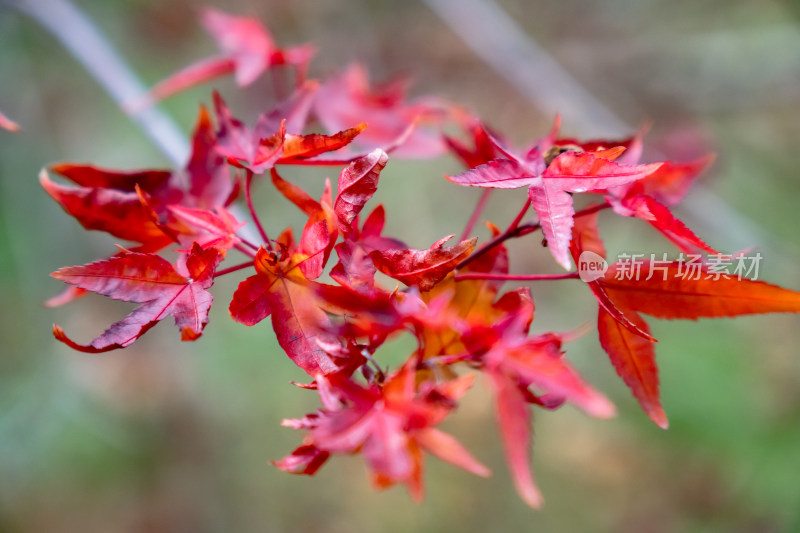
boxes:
[6,0,189,166]
[506,198,531,232]
[454,272,580,282]
[456,201,610,270]
[234,243,258,258]
[238,237,260,251]
[215,260,254,278]
[422,352,474,367]
[460,189,492,241]
[361,350,386,383]
[244,170,272,248]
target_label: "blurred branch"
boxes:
[421,0,791,265]
[2,0,268,243]
[421,0,629,137]
[3,0,189,166]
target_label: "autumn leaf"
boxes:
[40,169,173,252]
[42,106,238,254]
[229,247,345,376]
[553,128,644,167]
[314,63,447,158]
[485,365,541,507]
[530,152,661,270]
[257,79,319,134]
[270,170,338,280]
[570,212,655,341]
[281,124,368,161]
[213,92,286,173]
[47,164,172,191]
[443,113,508,169]
[601,261,800,318]
[421,222,510,358]
[281,363,488,499]
[272,444,330,475]
[51,244,221,352]
[459,283,614,507]
[213,91,367,173]
[185,105,236,209]
[371,235,477,291]
[330,204,405,292]
[334,149,388,236]
[484,332,616,419]
[480,323,614,508]
[0,109,19,132]
[610,195,719,256]
[594,258,800,428]
[604,155,718,255]
[581,222,800,426]
[200,8,315,85]
[166,204,244,252]
[128,8,315,110]
[611,156,715,207]
[449,142,661,269]
[566,213,667,425]
[597,307,666,428]
[43,286,88,308]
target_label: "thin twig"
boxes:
[234,243,258,258]
[460,189,492,241]
[244,170,271,247]
[457,201,610,270]
[238,237,261,251]
[505,198,531,232]
[454,272,580,282]
[5,0,189,166]
[215,260,255,278]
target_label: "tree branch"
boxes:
[4,0,189,167]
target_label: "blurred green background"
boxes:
[1,0,800,531]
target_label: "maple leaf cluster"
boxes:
[41,7,800,508]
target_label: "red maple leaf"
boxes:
[456,285,614,507]
[165,204,244,252]
[41,107,237,254]
[276,362,489,500]
[448,130,662,269]
[602,260,800,318]
[600,260,800,427]
[569,212,655,340]
[213,91,367,173]
[313,64,447,158]
[334,149,388,235]
[0,109,20,132]
[443,112,509,169]
[229,247,347,376]
[371,235,477,291]
[611,155,715,207]
[270,170,338,280]
[597,306,664,427]
[571,212,800,427]
[51,243,221,352]
[40,167,175,252]
[606,155,718,255]
[128,8,315,110]
[184,105,239,209]
[568,213,666,427]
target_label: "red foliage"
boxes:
[41,6,800,509]
[0,109,19,131]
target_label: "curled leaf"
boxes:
[371,236,477,291]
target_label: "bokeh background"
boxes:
[1,0,800,531]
